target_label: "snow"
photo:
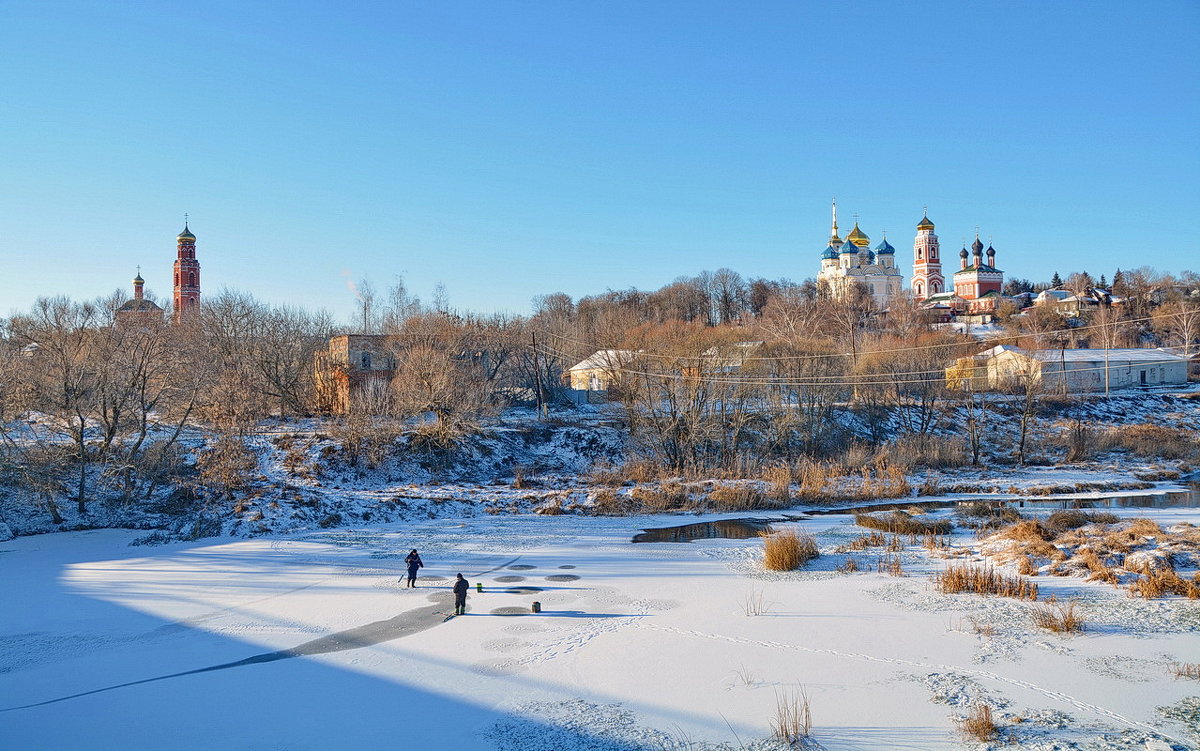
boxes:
[2,502,1199,750]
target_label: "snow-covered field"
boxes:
[2,498,1198,750]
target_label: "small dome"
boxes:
[133,273,144,284]
[875,238,895,254]
[917,213,935,231]
[959,247,969,258]
[971,236,984,253]
[822,245,838,260]
[986,244,996,255]
[177,223,196,241]
[840,239,858,254]
[847,222,870,248]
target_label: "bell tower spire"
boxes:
[173,218,201,322]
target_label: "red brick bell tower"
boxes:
[173,219,201,322]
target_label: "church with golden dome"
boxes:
[816,200,905,307]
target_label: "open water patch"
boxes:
[490,606,531,616]
[545,574,580,582]
[507,564,537,570]
[494,575,525,583]
[632,517,788,543]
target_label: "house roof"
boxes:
[569,349,637,372]
[978,345,1189,365]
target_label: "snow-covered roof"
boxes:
[977,345,1189,365]
[569,349,637,372]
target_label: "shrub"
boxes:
[771,688,813,745]
[709,483,777,510]
[933,563,1038,600]
[1018,554,1039,576]
[762,463,793,504]
[1112,423,1198,459]
[1129,567,1200,599]
[1031,599,1084,633]
[1045,509,1119,533]
[855,510,952,536]
[959,703,999,742]
[836,532,887,552]
[837,556,860,573]
[1170,663,1200,680]
[762,529,819,571]
[630,482,691,511]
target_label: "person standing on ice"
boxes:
[404,549,423,588]
[452,573,469,615]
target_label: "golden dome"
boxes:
[917,213,935,231]
[177,222,196,242]
[847,222,870,248]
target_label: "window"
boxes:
[361,352,372,370]
[189,272,196,287]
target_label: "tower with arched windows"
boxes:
[910,211,943,301]
[172,222,201,321]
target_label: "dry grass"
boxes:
[742,587,770,616]
[629,482,691,511]
[792,457,911,502]
[1110,423,1199,459]
[1129,567,1200,599]
[762,463,793,504]
[771,688,813,745]
[978,516,1200,600]
[1170,662,1200,680]
[876,553,904,577]
[837,556,860,573]
[855,510,952,536]
[761,529,819,571]
[881,434,969,469]
[1075,549,1119,585]
[1017,554,1039,576]
[956,502,1024,529]
[933,563,1038,600]
[836,532,887,552]
[1045,509,1119,533]
[708,483,779,511]
[1031,599,1085,633]
[959,703,999,742]
[589,488,628,515]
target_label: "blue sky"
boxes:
[2,1,1198,321]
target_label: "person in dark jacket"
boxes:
[452,573,469,615]
[404,549,423,588]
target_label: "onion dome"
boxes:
[874,238,896,254]
[177,223,196,242]
[133,272,144,285]
[917,212,935,231]
[847,222,870,248]
[971,236,984,253]
[840,239,858,254]
[959,247,969,259]
[986,244,996,257]
[822,245,838,260]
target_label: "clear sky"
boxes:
[2,1,1198,321]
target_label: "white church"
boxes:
[815,201,904,307]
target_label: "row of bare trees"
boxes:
[1,265,1196,518]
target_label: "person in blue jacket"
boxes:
[452,573,469,615]
[404,549,423,588]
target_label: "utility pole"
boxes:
[531,331,547,418]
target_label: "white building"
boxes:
[816,201,904,308]
[949,345,1190,393]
